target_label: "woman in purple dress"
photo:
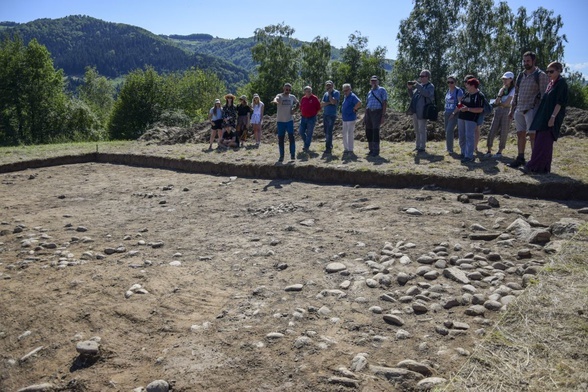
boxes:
[523,62,568,174]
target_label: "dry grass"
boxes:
[1,136,588,185]
[442,224,588,392]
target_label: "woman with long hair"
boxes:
[208,98,223,149]
[236,95,252,145]
[485,72,515,158]
[250,93,264,147]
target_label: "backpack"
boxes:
[482,92,493,115]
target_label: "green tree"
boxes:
[78,66,115,130]
[0,36,67,145]
[392,0,460,110]
[250,23,300,114]
[300,36,331,91]
[108,67,164,140]
[566,71,587,110]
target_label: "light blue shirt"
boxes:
[366,87,387,110]
[322,89,340,116]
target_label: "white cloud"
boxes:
[567,62,588,73]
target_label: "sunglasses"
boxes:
[546,70,557,74]
[447,81,455,84]
[419,75,428,77]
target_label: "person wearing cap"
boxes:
[485,72,515,158]
[444,75,464,154]
[340,83,362,156]
[365,75,387,157]
[320,80,340,154]
[507,51,549,168]
[236,95,252,145]
[455,78,485,163]
[298,86,321,152]
[272,83,299,162]
[407,69,435,153]
[250,94,264,147]
[222,94,237,131]
[208,98,224,150]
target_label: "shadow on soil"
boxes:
[0,152,587,201]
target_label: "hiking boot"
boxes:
[507,157,525,168]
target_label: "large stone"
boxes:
[396,359,434,376]
[551,218,583,238]
[325,262,347,273]
[370,365,424,382]
[76,340,100,356]
[468,232,501,241]
[506,218,532,240]
[383,314,405,326]
[443,267,470,284]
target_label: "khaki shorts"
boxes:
[514,108,536,134]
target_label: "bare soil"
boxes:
[1,161,586,391]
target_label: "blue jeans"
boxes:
[458,119,476,159]
[444,111,458,152]
[323,114,336,151]
[277,121,295,158]
[299,116,317,149]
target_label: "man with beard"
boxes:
[508,51,549,168]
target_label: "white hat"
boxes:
[502,71,514,79]
[214,99,221,104]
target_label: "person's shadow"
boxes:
[263,179,293,191]
[342,153,359,164]
[366,155,390,165]
[413,151,444,165]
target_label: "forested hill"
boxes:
[0,15,249,85]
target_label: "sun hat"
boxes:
[214,99,221,104]
[370,75,379,81]
[501,71,514,79]
[239,95,247,101]
[224,93,236,100]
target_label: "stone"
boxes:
[506,218,532,240]
[370,365,424,382]
[417,255,435,264]
[465,305,486,316]
[397,359,434,377]
[469,232,501,241]
[293,336,313,349]
[528,229,551,244]
[487,196,500,208]
[383,314,405,326]
[299,219,315,227]
[366,278,379,288]
[350,354,369,372]
[470,223,487,231]
[417,377,448,390]
[284,284,303,292]
[443,267,470,284]
[484,300,503,311]
[551,218,582,238]
[76,340,100,356]
[146,380,169,392]
[325,262,347,273]
[169,261,181,267]
[405,208,422,216]
[266,332,285,339]
[16,384,56,392]
[328,377,359,387]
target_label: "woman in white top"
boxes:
[485,72,515,158]
[250,93,264,147]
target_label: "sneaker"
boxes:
[461,157,474,163]
[324,149,332,155]
[484,152,492,158]
[278,156,284,162]
[290,155,295,161]
[491,153,502,159]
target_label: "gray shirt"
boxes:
[275,93,299,122]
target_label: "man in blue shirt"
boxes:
[321,80,340,155]
[365,75,388,157]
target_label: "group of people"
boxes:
[208,50,568,174]
[437,51,568,173]
[208,93,265,149]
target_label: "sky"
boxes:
[2,0,588,74]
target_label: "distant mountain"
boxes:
[165,34,343,74]
[0,16,249,86]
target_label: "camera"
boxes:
[407,81,416,86]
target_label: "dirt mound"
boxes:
[139,107,588,145]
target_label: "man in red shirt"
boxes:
[298,86,322,152]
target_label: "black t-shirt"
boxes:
[459,91,484,122]
[237,105,252,116]
[222,130,236,141]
